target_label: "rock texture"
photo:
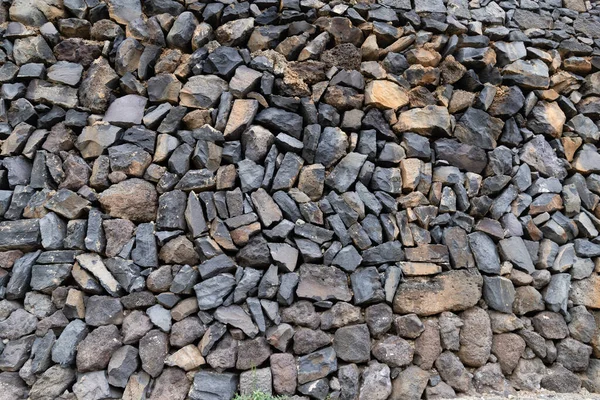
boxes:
[0,0,600,399]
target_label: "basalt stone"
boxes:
[52,319,87,366]
[0,220,41,251]
[104,95,147,127]
[0,0,600,395]
[468,232,501,274]
[0,308,37,339]
[139,329,168,378]
[180,75,228,109]
[29,365,76,400]
[189,371,238,400]
[194,274,235,311]
[215,305,258,339]
[433,139,487,174]
[297,264,351,302]
[76,324,122,372]
[503,59,550,90]
[297,347,337,385]
[454,107,503,150]
[483,276,515,314]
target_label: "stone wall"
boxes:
[1,0,600,399]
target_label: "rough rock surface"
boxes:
[0,1,600,399]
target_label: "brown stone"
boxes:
[103,219,135,258]
[492,333,526,374]
[98,178,158,222]
[399,262,442,276]
[365,80,409,110]
[413,319,442,370]
[270,353,297,395]
[159,236,200,265]
[458,307,492,368]
[393,269,483,316]
[230,222,261,247]
[0,250,24,269]
[298,164,325,201]
[513,286,545,315]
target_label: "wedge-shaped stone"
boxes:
[325,152,367,192]
[499,236,534,273]
[75,253,122,296]
[180,75,228,108]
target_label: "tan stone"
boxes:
[393,105,452,136]
[393,269,483,316]
[406,48,442,67]
[563,0,587,12]
[123,372,151,400]
[361,34,379,61]
[561,136,582,162]
[183,109,212,129]
[64,289,85,319]
[400,158,423,192]
[448,90,475,113]
[365,80,409,110]
[563,57,592,75]
[224,99,259,140]
[165,345,205,371]
[571,275,600,308]
[171,298,199,321]
[527,101,566,138]
[380,35,415,57]
[400,262,442,276]
[230,222,262,247]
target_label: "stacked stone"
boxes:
[1,0,600,399]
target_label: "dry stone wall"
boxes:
[1,0,600,399]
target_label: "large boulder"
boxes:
[393,269,483,316]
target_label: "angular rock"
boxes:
[393,269,482,316]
